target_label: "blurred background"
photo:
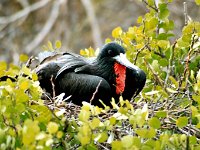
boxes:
[0,0,199,63]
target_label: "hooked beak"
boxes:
[113,53,140,71]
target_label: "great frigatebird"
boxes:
[35,42,146,106]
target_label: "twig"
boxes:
[183,2,188,26]
[164,41,177,88]
[185,33,196,149]
[25,56,34,68]
[96,142,110,150]
[16,0,30,26]
[134,43,148,65]
[144,58,164,87]
[0,0,51,25]
[50,76,56,98]
[81,0,103,48]
[90,80,102,104]
[25,0,64,53]
[142,0,158,12]
[184,34,196,89]
[2,115,18,136]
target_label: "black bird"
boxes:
[35,42,146,106]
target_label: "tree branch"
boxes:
[0,0,51,25]
[81,0,103,48]
[25,0,65,53]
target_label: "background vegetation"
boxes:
[0,0,200,62]
[0,0,200,149]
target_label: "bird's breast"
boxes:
[114,62,126,94]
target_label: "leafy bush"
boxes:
[0,0,200,149]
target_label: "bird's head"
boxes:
[97,42,141,94]
[98,42,140,72]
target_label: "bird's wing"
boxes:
[56,72,112,106]
[55,53,92,79]
[38,51,60,64]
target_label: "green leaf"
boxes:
[195,0,200,5]
[145,90,159,96]
[155,111,167,118]
[90,117,100,129]
[21,65,31,76]
[30,105,52,123]
[78,125,91,146]
[0,61,7,77]
[147,0,154,6]
[32,72,38,81]
[151,60,159,72]
[15,89,29,102]
[111,141,123,150]
[136,128,156,138]
[146,18,158,30]
[159,3,169,20]
[112,27,123,38]
[22,119,40,146]
[157,33,174,40]
[97,132,108,143]
[19,80,30,90]
[157,40,169,49]
[47,122,59,134]
[87,144,98,150]
[47,41,54,51]
[109,117,116,125]
[137,16,143,24]
[132,137,141,147]
[55,40,62,49]
[149,117,161,129]
[166,88,178,94]
[189,136,197,145]
[169,76,178,88]
[159,59,168,67]
[15,103,25,114]
[121,135,133,148]
[19,54,29,63]
[192,95,200,103]
[176,117,188,128]
[159,20,174,32]
[78,109,91,122]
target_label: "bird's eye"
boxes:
[108,49,116,57]
[108,50,112,55]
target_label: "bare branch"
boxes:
[90,80,102,104]
[25,0,66,53]
[81,0,103,48]
[183,2,188,26]
[144,58,164,88]
[134,43,148,65]
[142,0,158,12]
[164,41,177,87]
[0,0,51,25]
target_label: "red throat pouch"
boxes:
[114,63,126,95]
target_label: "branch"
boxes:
[90,80,102,104]
[0,0,51,25]
[183,2,188,26]
[134,43,148,65]
[164,41,177,87]
[142,0,158,12]
[81,0,103,48]
[25,0,65,53]
[144,58,166,91]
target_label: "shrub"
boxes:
[0,0,200,149]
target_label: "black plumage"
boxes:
[35,42,146,106]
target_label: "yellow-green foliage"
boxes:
[0,0,200,149]
[0,62,66,149]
